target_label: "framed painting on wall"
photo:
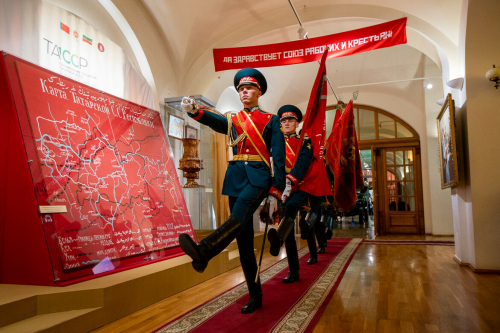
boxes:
[437,93,459,189]
[185,125,198,139]
[168,114,184,139]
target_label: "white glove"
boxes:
[281,179,292,203]
[267,195,278,219]
[181,96,196,114]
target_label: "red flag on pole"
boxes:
[326,100,364,212]
[325,106,341,174]
[292,49,332,197]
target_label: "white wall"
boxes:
[111,0,179,103]
[423,57,455,235]
[462,0,500,269]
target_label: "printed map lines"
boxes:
[37,106,177,233]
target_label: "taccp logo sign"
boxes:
[73,30,79,38]
[98,43,105,52]
[43,38,88,69]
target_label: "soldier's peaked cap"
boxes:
[234,68,267,95]
[278,105,303,123]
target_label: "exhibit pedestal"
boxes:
[183,187,215,233]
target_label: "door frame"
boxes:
[327,103,425,235]
[360,142,425,235]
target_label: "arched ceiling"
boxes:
[126,0,463,116]
[138,0,462,82]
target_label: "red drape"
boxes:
[292,49,332,197]
[326,101,363,212]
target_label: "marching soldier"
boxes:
[315,157,336,253]
[267,105,323,284]
[178,68,285,314]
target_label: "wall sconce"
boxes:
[486,64,500,89]
[446,77,464,90]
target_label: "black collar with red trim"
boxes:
[243,105,261,113]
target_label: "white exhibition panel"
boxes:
[0,0,153,109]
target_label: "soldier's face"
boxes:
[281,118,298,134]
[238,85,261,107]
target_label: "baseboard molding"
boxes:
[425,233,454,237]
[453,255,500,274]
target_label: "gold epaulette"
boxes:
[226,112,246,147]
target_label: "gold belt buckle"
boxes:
[243,154,249,161]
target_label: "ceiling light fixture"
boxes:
[486,64,500,89]
[446,77,464,90]
[297,26,308,40]
[424,79,433,89]
[286,0,339,102]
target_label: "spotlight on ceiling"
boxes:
[297,26,308,40]
[426,83,433,89]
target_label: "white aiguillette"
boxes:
[39,205,67,214]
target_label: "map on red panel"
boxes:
[14,61,195,270]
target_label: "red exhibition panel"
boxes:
[0,54,195,284]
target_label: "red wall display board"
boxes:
[0,53,196,285]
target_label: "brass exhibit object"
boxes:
[179,138,204,187]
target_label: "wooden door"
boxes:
[375,147,424,234]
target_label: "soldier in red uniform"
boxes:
[267,105,323,283]
[178,68,285,314]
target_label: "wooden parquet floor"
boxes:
[92,226,499,333]
[311,244,500,333]
[330,217,454,241]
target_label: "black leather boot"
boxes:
[179,216,242,273]
[306,231,318,265]
[316,221,327,254]
[268,216,294,256]
[299,211,317,240]
[299,216,308,240]
[326,227,333,240]
[325,215,333,240]
[240,257,263,314]
[283,239,300,283]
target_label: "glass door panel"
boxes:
[384,147,417,215]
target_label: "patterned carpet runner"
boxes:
[154,238,362,333]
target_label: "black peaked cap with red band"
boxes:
[278,105,303,123]
[234,68,267,95]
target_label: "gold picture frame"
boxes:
[436,93,459,189]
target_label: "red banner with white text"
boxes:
[213,17,406,71]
